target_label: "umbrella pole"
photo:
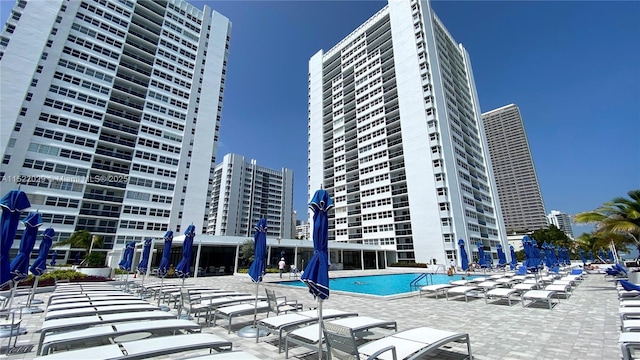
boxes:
[157,276,164,306]
[6,281,18,312]
[139,273,146,298]
[252,281,259,328]
[27,276,39,307]
[317,298,323,360]
[125,273,129,293]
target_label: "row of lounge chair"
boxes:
[420,270,584,309]
[617,279,640,359]
[32,281,261,359]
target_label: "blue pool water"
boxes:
[278,273,477,296]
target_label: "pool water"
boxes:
[278,273,477,296]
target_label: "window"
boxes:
[19,107,27,116]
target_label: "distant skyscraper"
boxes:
[547,210,574,239]
[482,104,547,233]
[307,0,508,264]
[0,0,231,249]
[207,153,294,239]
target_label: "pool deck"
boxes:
[3,268,621,359]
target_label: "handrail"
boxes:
[409,273,432,291]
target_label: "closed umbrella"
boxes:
[301,188,334,360]
[156,230,173,307]
[598,248,606,263]
[477,242,486,268]
[7,211,42,310]
[175,224,195,287]
[458,239,469,271]
[509,245,517,270]
[497,244,507,268]
[25,227,55,310]
[137,238,152,291]
[579,249,587,265]
[238,218,268,338]
[1,188,31,286]
[50,250,58,267]
[119,241,135,292]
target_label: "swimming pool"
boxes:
[278,273,476,296]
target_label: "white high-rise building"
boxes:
[482,104,547,233]
[308,0,508,264]
[547,210,574,239]
[0,0,231,250]
[207,153,294,239]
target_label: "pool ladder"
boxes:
[409,265,447,291]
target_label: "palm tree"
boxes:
[52,230,103,254]
[574,190,640,257]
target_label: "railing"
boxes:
[409,264,448,291]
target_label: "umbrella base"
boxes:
[14,307,43,314]
[237,325,268,338]
[19,299,43,305]
[158,305,171,312]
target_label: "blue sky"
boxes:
[2,0,639,236]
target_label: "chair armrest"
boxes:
[365,345,397,360]
[276,296,298,305]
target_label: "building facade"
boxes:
[547,210,574,239]
[206,153,294,239]
[482,104,547,233]
[0,0,231,250]
[307,0,508,265]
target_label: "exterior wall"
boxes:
[547,210,575,239]
[0,0,230,249]
[482,104,547,233]
[207,153,294,239]
[307,0,508,265]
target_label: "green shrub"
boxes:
[114,268,129,275]
[84,252,106,267]
[237,267,283,274]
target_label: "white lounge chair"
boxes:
[621,319,640,332]
[39,319,202,355]
[475,281,499,291]
[44,303,158,320]
[620,300,640,307]
[284,315,396,359]
[449,279,468,286]
[484,287,520,306]
[445,286,481,302]
[323,324,472,360]
[33,333,231,360]
[38,310,175,351]
[185,351,261,359]
[256,309,358,352]
[620,332,640,360]
[46,299,149,312]
[520,290,557,309]
[211,301,271,333]
[544,284,572,299]
[494,278,517,287]
[48,294,139,307]
[419,284,452,299]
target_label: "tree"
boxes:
[239,239,255,266]
[531,225,571,248]
[574,190,640,257]
[52,230,103,253]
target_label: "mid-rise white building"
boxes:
[482,104,547,233]
[307,0,508,265]
[207,153,294,239]
[0,0,231,250]
[547,210,574,239]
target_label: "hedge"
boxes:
[0,269,112,291]
[389,262,428,268]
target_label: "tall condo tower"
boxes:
[308,0,508,264]
[0,0,231,249]
[482,104,547,233]
[207,153,294,239]
[547,210,574,240]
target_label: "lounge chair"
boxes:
[38,310,175,351]
[619,308,640,323]
[445,285,481,302]
[484,288,520,306]
[419,284,452,299]
[48,294,139,307]
[620,300,640,307]
[620,332,640,360]
[520,290,558,309]
[468,277,488,283]
[284,315,396,359]
[475,281,499,291]
[621,319,640,332]
[38,319,202,355]
[46,299,149,312]
[449,279,468,286]
[511,283,537,292]
[265,288,303,316]
[256,309,358,352]
[33,333,231,360]
[323,324,472,360]
[185,351,261,359]
[44,303,158,320]
[544,284,572,299]
[494,278,517,287]
[211,301,271,333]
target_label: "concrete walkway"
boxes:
[2,268,622,359]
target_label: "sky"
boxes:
[1,0,639,237]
